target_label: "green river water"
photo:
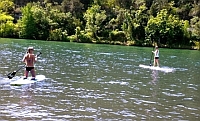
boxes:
[0,38,199,120]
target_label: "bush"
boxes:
[68,35,76,42]
[0,21,17,38]
[109,30,127,42]
[47,29,70,42]
[78,32,93,43]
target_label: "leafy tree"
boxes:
[80,0,93,10]
[120,3,148,45]
[109,30,126,44]
[0,0,14,13]
[18,2,76,40]
[177,3,193,20]
[61,0,84,19]
[0,0,199,48]
[18,3,37,39]
[131,4,148,45]
[84,4,106,41]
[189,3,200,17]
[191,16,200,41]
[0,11,16,37]
[48,28,69,41]
[107,8,125,31]
[145,9,189,47]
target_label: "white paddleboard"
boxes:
[10,75,45,86]
[139,64,175,72]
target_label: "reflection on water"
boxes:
[150,70,159,85]
[145,70,159,119]
[0,39,200,120]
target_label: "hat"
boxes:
[155,46,158,48]
[28,47,34,50]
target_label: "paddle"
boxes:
[149,42,154,66]
[7,52,42,79]
[149,50,153,66]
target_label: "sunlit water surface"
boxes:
[0,38,199,120]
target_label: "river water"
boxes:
[0,38,199,120]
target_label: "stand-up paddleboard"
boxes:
[139,64,175,73]
[10,75,45,86]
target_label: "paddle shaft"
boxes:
[15,65,25,73]
[149,46,154,66]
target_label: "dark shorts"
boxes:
[26,67,34,71]
[155,57,159,59]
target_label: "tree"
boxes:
[18,2,77,40]
[0,0,14,13]
[131,3,148,45]
[84,4,106,41]
[145,9,189,47]
[61,0,84,19]
[0,11,16,37]
[18,3,37,39]
[191,16,200,41]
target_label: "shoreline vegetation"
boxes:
[0,0,200,50]
[1,37,199,50]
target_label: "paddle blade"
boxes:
[7,71,16,79]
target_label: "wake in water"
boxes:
[139,64,175,73]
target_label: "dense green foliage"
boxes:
[0,0,200,49]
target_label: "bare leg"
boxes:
[24,70,28,79]
[153,58,156,67]
[156,59,159,67]
[30,69,36,79]
[157,60,159,67]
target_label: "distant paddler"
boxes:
[152,46,159,67]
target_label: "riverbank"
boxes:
[1,37,199,50]
[74,38,199,50]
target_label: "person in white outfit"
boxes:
[152,46,159,67]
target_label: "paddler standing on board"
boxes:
[152,46,159,67]
[22,47,37,80]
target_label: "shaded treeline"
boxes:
[0,0,200,49]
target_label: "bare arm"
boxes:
[22,54,27,63]
[34,55,37,62]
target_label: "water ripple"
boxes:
[0,40,200,120]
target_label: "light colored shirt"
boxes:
[154,49,159,57]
